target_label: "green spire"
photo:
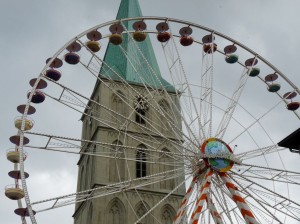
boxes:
[116,0,143,20]
[99,0,175,92]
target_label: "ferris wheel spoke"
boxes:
[181,84,269,151]
[44,75,199,157]
[180,94,204,143]
[42,89,194,158]
[246,198,281,223]
[174,175,199,224]
[247,188,299,222]
[46,55,187,153]
[200,87,288,165]
[23,132,188,165]
[228,95,291,144]
[134,176,188,224]
[185,186,203,222]
[210,181,235,223]
[129,189,163,224]
[30,167,185,212]
[188,169,214,224]
[233,163,300,185]
[206,190,225,224]
[199,41,217,138]
[232,169,300,185]
[20,134,240,169]
[236,144,285,160]
[230,173,300,222]
[161,28,197,140]
[205,87,279,157]
[218,172,260,224]
[121,23,166,90]
[227,175,281,222]
[56,46,202,155]
[215,67,250,139]
[212,177,248,223]
[169,33,206,141]
[9,16,300,224]
[162,31,203,142]
[44,85,169,146]
[130,171,191,223]
[112,27,201,148]
[229,170,300,217]
[232,172,300,186]
[238,163,300,178]
[124,35,202,147]
[26,145,185,169]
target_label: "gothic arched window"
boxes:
[159,99,170,116]
[136,144,147,178]
[109,140,125,182]
[161,204,176,224]
[158,99,172,133]
[112,91,127,126]
[159,148,175,190]
[134,95,149,125]
[135,201,151,224]
[106,198,126,224]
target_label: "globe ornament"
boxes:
[201,138,234,172]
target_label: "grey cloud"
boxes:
[1,1,300,224]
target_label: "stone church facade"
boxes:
[73,1,186,223]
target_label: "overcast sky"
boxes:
[1,1,300,224]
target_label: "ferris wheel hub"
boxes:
[201,138,234,173]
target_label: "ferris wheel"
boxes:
[6,16,300,224]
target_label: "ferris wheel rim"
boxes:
[12,16,300,224]
[20,16,298,92]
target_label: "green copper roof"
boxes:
[99,0,175,92]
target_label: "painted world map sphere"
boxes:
[201,138,234,172]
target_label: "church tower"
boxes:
[73,0,186,223]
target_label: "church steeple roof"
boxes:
[99,0,175,92]
[116,0,143,20]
